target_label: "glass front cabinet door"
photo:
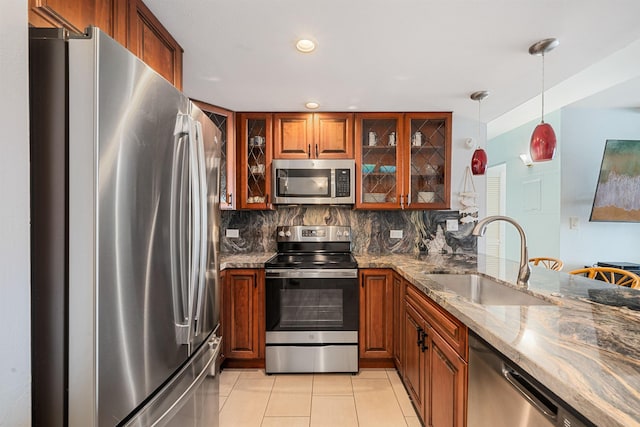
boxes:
[237,113,272,210]
[403,113,451,209]
[355,113,403,208]
[355,112,451,210]
[194,101,236,210]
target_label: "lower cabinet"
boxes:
[392,272,406,371]
[403,282,468,427]
[359,269,394,366]
[221,269,264,366]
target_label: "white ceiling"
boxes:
[146,0,640,135]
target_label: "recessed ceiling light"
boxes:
[296,39,316,53]
[305,101,319,109]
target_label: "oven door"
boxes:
[265,269,358,338]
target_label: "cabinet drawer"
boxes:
[406,284,468,360]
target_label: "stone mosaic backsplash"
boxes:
[220,207,477,255]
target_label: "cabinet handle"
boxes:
[228,193,233,205]
[308,144,311,158]
[420,330,428,352]
[416,327,423,347]
[315,144,319,158]
[361,273,364,287]
[254,272,257,288]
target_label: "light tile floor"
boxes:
[219,368,421,427]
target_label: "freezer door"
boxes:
[124,336,222,427]
[67,28,207,426]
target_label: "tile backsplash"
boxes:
[221,207,476,255]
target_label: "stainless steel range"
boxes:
[265,225,359,374]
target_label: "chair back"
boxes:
[568,267,640,289]
[529,257,564,271]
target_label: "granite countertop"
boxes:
[220,251,640,427]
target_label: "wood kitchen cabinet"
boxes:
[403,283,468,427]
[28,0,127,43]
[193,100,236,210]
[221,269,265,364]
[29,0,184,90]
[355,112,451,209]
[392,272,406,371]
[237,113,273,210]
[359,269,394,367]
[126,0,183,89]
[273,112,354,159]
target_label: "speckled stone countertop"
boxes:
[220,252,640,427]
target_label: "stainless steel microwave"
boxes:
[272,159,355,205]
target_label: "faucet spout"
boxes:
[472,216,531,286]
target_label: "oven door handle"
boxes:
[265,269,358,279]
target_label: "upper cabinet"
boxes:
[28,0,127,43]
[355,112,451,210]
[237,113,273,210]
[29,0,183,90]
[126,0,183,90]
[273,113,354,159]
[193,101,236,210]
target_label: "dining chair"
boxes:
[529,257,564,271]
[568,267,640,289]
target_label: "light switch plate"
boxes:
[390,230,403,239]
[226,229,240,238]
[446,219,459,231]
[569,216,580,229]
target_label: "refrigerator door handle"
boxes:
[187,117,202,347]
[171,114,192,345]
[193,120,208,337]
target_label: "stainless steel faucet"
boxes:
[472,216,531,286]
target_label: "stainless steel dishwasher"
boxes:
[468,333,593,427]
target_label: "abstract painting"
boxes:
[590,139,640,222]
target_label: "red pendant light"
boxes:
[470,91,489,175]
[471,147,488,175]
[529,38,559,162]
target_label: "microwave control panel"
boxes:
[335,169,351,197]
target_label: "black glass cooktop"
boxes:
[265,252,358,269]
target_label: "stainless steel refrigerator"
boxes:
[30,27,222,426]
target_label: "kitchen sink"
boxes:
[427,274,551,306]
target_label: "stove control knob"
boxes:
[343,230,350,238]
[336,231,343,237]
[278,230,285,237]
[285,230,292,237]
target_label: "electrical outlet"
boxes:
[226,229,239,238]
[446,219,459,231]
[390,230,403,239]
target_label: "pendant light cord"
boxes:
[541,52,546,123]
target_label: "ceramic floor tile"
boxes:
[405,416,422,426]
[312,374,353,395]
[265,391,312,417]
[238,369,268,379]
[272,374,313,393]
[353,369,389,379]
[310,395,359,427]
[219,369,241,396]
[219,394,228,412]
[387,369,419,417]
[261,416,310,427]
[219,378,274,427]
[352,378,408,427]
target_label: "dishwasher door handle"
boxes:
[501,363,558,422]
